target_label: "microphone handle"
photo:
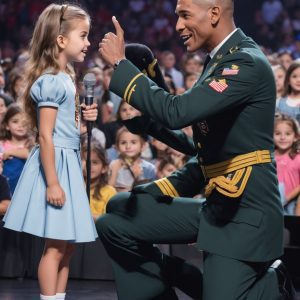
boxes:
[84,96,94,135]
[85,96,94,106]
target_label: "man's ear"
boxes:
[210,6,221,26]
[56,35,67,49]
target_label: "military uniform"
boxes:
[97,29,283,299]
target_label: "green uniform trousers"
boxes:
[96,192,281,300]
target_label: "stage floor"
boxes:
[0,278,192,300]
[1,278,299,299]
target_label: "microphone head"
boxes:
[83,73,96,87]
[83,73,96,98]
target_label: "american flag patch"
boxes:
[209,79,228,93]
[222,68,239,75]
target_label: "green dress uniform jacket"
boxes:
[110,29,284,263]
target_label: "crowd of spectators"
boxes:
[0,0,299,226]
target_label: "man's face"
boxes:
[176,0,213,52]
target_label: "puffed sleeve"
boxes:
[30,74,67,108]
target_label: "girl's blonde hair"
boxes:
[23,3,90,130]
[274,113,300,159]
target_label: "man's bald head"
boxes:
[192,0,234,16]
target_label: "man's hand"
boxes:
[98,16,126,67]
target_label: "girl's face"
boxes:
[119,102,141,120]
[62,19,90,63]
[184,58,201,74]
[279,54,293,71]
[90,151,106,180]
[274,68,285,94]
[274,122,297,153]
[0,98,7,119]
[117,132,144,158]
[14,77,26,98]
[6,113,27,139]
[159,163,177,178]
[185,74,198,90]
[289,67,300,94]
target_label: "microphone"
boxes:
[83,73,96,202]
[83,73,96,106]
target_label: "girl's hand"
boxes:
[130,162,142,178]
[81,103,98,122]
[46,183,65,207]
[2,151,13,160]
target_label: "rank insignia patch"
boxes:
[209,79,228,93]
[222,65,240,76]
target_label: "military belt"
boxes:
[201,150,272,180]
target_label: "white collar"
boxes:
[209,28,238,59]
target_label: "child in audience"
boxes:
[0,94,12,123]
[156,156,177,179]
[0,104,34,193]
[109,126,156,192]
[184,72,198,90]
[272,64,286,105]
[274,114,300,214]
[167,147,187,170]
[277,61,300,124]
[104,100,141,159]
[0,158,10,217]
[82,141,116,222]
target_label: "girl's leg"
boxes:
[56,243,76,296]
[38,239,67,296]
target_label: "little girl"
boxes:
[156,156,177,179]
[274,114,300,215]
[277,61,300,124]
[104,99,141,159]
[0,104,34,193]
[0,93,11,123]
[82,140,116,221]
[109,126,156,192]
[272,64,286,105]
[3,4,98,300]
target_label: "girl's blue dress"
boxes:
[3,72,98,243]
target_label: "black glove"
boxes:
[123,43,169,133]
[125,43,169,92]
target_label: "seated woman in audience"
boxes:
[0,104,34,193]
[82,140,116,222]
[277,61,300,124]
[109,126,156,192]
[274,114,300,215]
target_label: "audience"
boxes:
[0,0,299,220]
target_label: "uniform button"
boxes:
[197,142,202,149]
